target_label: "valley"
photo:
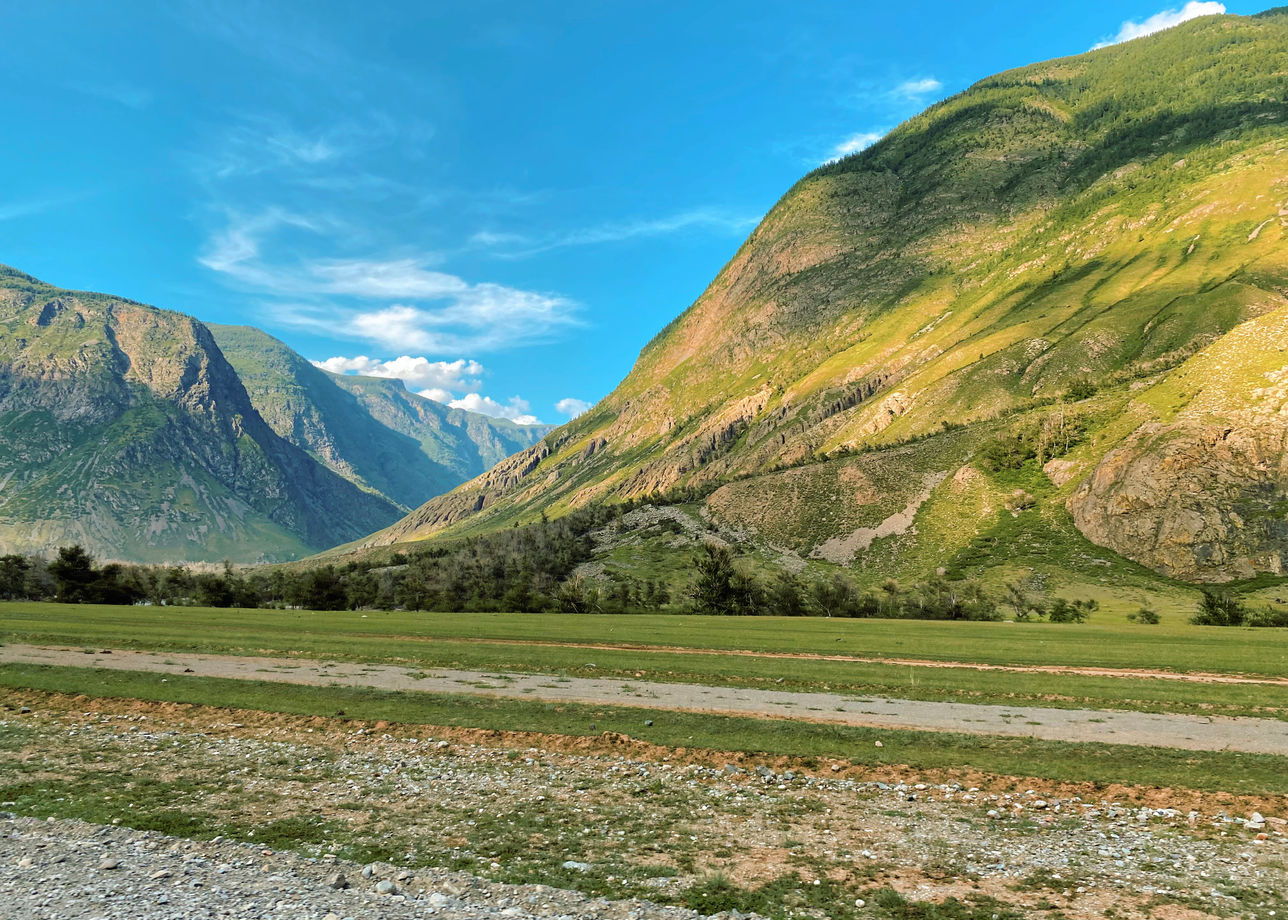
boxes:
[3,6,1288,918]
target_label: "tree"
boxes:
[48,545,96,602]
[0,554,30,600]
[1002,581,1045,621]
[690,544,739,615]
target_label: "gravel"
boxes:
[2,695,1286,918]
[0,815,753,920]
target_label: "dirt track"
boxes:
[447,637,1288,686]
[4,643,1288,755]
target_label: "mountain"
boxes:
[0,271,550,564]
[209,325,553,512]
[0,267,399,563]
[357,9,1288,586]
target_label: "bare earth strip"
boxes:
[3,643,1288,755]
[429,637,1288,687]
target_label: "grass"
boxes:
[3,602,1286,675]
[3,663,1288,794]
[3,602,1287,720]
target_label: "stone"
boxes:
[328,871,348,889]
[375,879,397,894]
[98,858,120,870]
[562,860,593,872]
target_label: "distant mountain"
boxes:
[0,267,396,562]
[0,269,550,563]
[209,324,553,512]
[359,8,1288,585]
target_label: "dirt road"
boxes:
[3,643,1287,755]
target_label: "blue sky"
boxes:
[0,1,1254,423]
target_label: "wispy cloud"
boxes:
[313,355,483,395]
[471,207,761,258]
[0,193,85,222]
[893,77,942,100]
[200,210,578,354]
[448,393,542,425]
[1093,1,1225,49]
[825,130,886,163]
[69,81,154,110]
[195,120,357,182]
[555,397,593,418]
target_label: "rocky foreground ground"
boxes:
[0,815,742,920]
[0,691,1286,918]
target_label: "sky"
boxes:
[0,0,1256,424]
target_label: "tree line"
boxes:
[5,506,1280,625]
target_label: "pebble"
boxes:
[0,815,740,920]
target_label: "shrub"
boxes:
[1245,606,1288,628]
[1127,606,1160,624]
[1191,590,1246,626]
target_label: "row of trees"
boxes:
[686,544,1099,622]
[6,516,1280,627]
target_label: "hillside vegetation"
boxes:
[360,9,1288,589]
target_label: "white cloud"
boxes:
[827,131,885,162]
[449,393,542,425]
[1094,2,1225,48]
[312,355,483,391]
[418,387,454,404]
[555,397,593,418]
[471,207,762,258]
[200,211,578,353]
[894,78,942,99]
[470,230,529,247]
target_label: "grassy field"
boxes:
[2,602,1288,723]
[4,602,1287,674]
[4,664,1287,794]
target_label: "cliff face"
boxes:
[359,10,1288,584]
[0,268,398,562]
[1068,307,1288,582]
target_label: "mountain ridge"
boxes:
[0,269,549,563]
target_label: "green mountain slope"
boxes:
[209,325,552,512]
[359,9,1288,586]
[0,270,393,562]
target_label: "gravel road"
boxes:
[3,643,1287,754]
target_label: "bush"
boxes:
[1066,379,1099,401]
[1191,590,1246,626]
[1127,606,1160,624]
[1245,606,1288,628]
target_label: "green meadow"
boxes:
[2,602,1286,721]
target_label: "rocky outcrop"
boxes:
[1068,422,1288,582]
